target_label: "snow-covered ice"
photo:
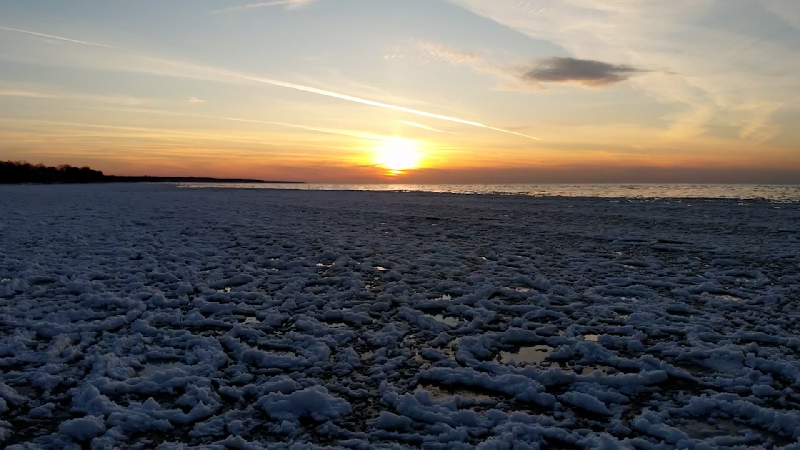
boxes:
[0,184,799,449]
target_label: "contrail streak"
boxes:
[0,26,117,49]
[222,71,539,140]
[400,121,452,133]
[0,25,540,140]
[213,0,315,13]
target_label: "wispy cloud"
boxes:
[0,116,381,155]
[447,0,800,142]
[213,0,317,13]
[411,41,645,91]
[0,83,145,105]
[415,42,484,67]
[0,89,58,99]
[0,26,539,140]
[188,97,205,104]
[407,41,517,83]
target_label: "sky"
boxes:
[1,0,799,183]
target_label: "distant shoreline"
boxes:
[1,161,304,184]
[105,176,305,184]
[1,178,306,185]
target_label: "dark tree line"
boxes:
[0,161,105,184]
[0,160,299,184]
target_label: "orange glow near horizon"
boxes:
[369,137,425,176]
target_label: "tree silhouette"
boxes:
[0,161,104,184]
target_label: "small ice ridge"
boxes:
[140,361,185,377]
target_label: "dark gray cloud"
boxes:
[522,57,645,86]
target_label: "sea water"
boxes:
[180,183,800,201]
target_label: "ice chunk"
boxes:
[59,416,107,441]
[258,386,352,422]
[560,391,613,415]
[372,411,413,430]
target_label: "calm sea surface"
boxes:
[180,183,800,201]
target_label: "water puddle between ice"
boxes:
[514,287,532,293]
[717,294,743,302]
[584,334,600,342]
[499,345,553,365]
[427,314,460,327]
[316,263,332,268]
[579,365,612,375]
[414,384,495,402]
[141,361,185,377]
[374,266,388,272]
[216,287,232,293]
[243,316,258,324]
[361,351,374,361]
[681,419,740,439]
[433,294,452,301]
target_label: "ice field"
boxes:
[1,184,799,449]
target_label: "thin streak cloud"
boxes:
[227,72,540,140]
[213,0,317,13]
[0,25,116,49]
[0,25,540,141]
[400,121,452,133]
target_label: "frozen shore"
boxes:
[1,184,799,449]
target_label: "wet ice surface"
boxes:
[0,184,799,449]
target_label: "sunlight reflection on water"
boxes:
[179,183,800,201]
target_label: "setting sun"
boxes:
[370,138,424,175]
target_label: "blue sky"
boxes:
[1,0,799,182]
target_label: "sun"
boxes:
[371,138,424,175]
